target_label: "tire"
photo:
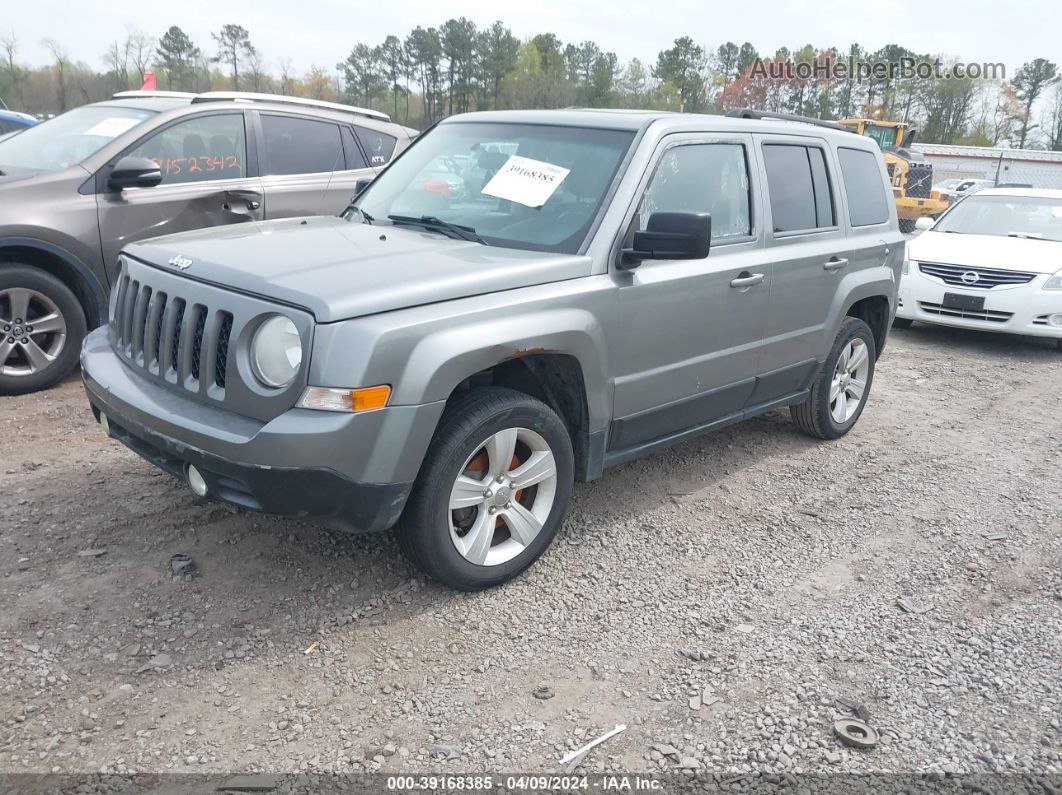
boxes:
[892,317,914,329]
[395,386,574,590]
[0,266,87,395]
[790,317,877,440]
[898,219,916,234]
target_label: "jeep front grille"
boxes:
[918,262,1038,289]
[108,256,312,421]
[112,274,235,397]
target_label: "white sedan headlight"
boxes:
[1044,271,1062,290]
[250,315,302,388]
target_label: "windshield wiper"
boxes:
[344,204,374,224]
[1007,232,1046,240]
[387,214,486,245]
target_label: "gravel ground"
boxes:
[1,322,1060,783]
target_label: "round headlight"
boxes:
[250,315,302,388]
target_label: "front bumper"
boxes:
[896,269,1062,339]
[81,327,446,533]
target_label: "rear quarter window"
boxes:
[355,126,397,166]
[838,147,891,226]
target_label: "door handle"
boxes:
[223,190,262,214]
[730,272,765,289]
[824,257,848,272]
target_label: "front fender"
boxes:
[397,307,610,430]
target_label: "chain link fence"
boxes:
[913,143,1062,190]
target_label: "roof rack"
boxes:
[726,108,854,133]
[190,91,389,122]
[112,90,197,100]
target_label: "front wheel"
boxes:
[790,317,877,440]
[0,266,87,395]
[395,387,574,590]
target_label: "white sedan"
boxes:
[896,188,1062,350]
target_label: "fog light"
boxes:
[187,465,208,497]
[1049,313,1062,327]
[99,412,110,435]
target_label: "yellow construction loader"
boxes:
[837,118,949,232]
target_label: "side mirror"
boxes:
[914,216,935,232]
[108,156,163,191]
[354,176,374,197]
[620,212,712,269]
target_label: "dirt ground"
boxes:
[1,322,1059,781]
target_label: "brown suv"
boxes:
[0,90,414,394]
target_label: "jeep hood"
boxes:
[124,216,593,322]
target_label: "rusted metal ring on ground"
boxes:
[833,718,879,749]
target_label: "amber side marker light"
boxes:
[296,385,391,412]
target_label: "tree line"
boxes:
[2,23,1060,150]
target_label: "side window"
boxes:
[636,143,751,241]
[341,127,368,170]
[128,114,247,185]
[354,126,397,167]
[838,147,890,226]
[762,143,835,233]
[260,115,344,175]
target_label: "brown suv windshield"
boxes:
[355,122,635,255]
[0,105,154,173]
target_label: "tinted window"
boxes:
[261,115,344,175]
[341,127,368,170]
[0,121,15,135]
[808,148,835,227]
[128,114,246,185]
[637,143,751,241]
[838,147,890,226]
[763,144,835,233]
[355,126,397,166]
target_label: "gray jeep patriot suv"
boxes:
[81,108,902,589]
[0,90,413,395]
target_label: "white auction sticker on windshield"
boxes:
[83,117,142,139]
[481,155,570,208]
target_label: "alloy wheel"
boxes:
[448,427,558,567]
[0,288,68,377]
[829,338,870,424]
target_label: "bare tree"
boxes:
[1,31,25,108]
[125,28,155,85]
[41,38,69,111]
[103,39,130,92]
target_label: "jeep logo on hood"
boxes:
[168,255,192,271]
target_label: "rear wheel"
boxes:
[791,317,876,440]
[0,266,86,395]
[395,387,574,590]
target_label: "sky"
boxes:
[6,0,1059,79]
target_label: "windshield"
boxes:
[934,195,1062,242]
[0,105,154,173]
[353,122,636,254]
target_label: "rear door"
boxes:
[255,112,376,218]
[97,111,263,271]
[752,134,848,401]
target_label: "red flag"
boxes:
[141,72,157,91]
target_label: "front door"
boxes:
[97,111,263,280]
[255,113,377,219]
[608,134,773,452]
